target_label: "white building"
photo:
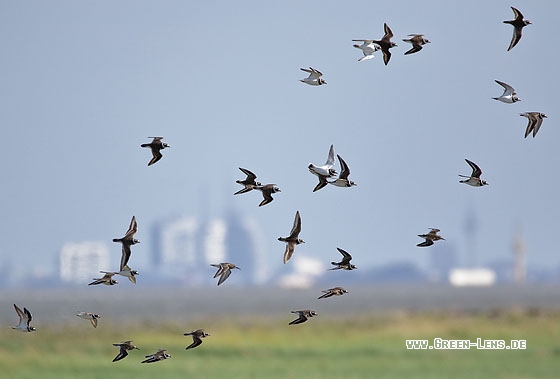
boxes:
[159,215,199,266]
[153,212,268,285]
[59,242,109,284]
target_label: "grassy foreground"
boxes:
[1,309,559,379]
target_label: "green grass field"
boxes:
[1,309,559,379]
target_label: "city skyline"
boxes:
[1,2,559,287]
[0,206,554,288]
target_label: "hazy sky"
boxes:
[1,1,558,278]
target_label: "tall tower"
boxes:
[512,229,526,283]
[464,204,478,267]
[219,209,257,285]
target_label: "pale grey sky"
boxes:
[1,1,558,279]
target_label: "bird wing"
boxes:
[337,154,351,180]
[13,304,24,321]
[259,187,274,206]
[336,247,352,264]
[524,116,536,138]
[186,336,203,349]
[120,244,131,272]
[507,26,523,51]
[311,67,323,77]
[532,115,544,137]
[211,264,225,278]
[325,144,335,166]
[113,347,128,362]
[289,211,302,238]
[289,312,307,325]
[382,23,394,40]
[404,44,422,55]
[148,149,163,166]
[23,307,32,326]
[511,6,524,21]
[495,80,515,96]
[313,176,328,192]
[465,159,482,178]
[302,67,322,79]
[124,216,138,239]
[417,239,434,247]
[382,49,392,65]
[318,292,332,299]
[217,267,232,285]
[283,243,295,264]
[239,167,257,182]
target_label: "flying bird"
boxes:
[88,272,118,286]
[318,286,348,299]
[417,228,445,247]
[112,340,139,362]
[299,67,326,86]
[112,216,140,272]
[210,263,240,286]
[141,137,170,166]
[330,247,357,270]
[503,6,531,51]
[115,264,139,284]
[289,310,317,325]
[234,167,262,195]
[493,80,520,103]
[76,311,101,328]
[184,329,210,350]
[278,211,305,264]
[254,184,281,207]
[371,23,398,65]
[402,34,430,55]
[309,144,337,192]
[141,349,171,364]
[11,304,36,332]
[352,39,380,61]
[520,112,547,138]
[328,154,356,188]
[459,159,488,187]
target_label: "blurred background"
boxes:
[0,1,559,377]
[0,0,559,291]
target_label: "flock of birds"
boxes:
[10,5,547,365]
